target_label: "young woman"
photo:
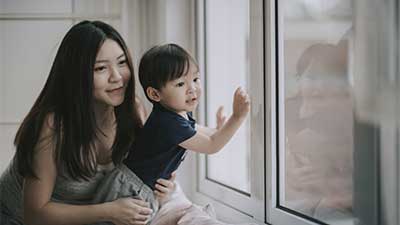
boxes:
[0,20,175,225]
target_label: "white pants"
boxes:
[150,183,257,225]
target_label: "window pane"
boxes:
[281,0,355,224]
[205,0,250,193]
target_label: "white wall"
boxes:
[0,0,73,172]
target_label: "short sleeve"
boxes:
[160,114,197,147]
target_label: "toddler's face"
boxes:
[158,62,201,116]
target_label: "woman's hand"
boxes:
[107,197,153,225]
[154,172,176,204]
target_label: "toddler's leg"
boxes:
[177,205,258,225]
[149,183,192,225]
[150,183,257,225]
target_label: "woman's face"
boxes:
[93,39,131,107]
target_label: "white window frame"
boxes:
[193,0,265,223]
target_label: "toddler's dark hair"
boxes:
[138,43,198,102]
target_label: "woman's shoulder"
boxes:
[136,96,149,124]
[44,112,57,130]
[34,113,57,153]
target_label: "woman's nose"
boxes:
[109,66,122,82]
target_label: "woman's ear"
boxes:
[146,87,161,102]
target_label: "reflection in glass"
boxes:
[281,0,355,224]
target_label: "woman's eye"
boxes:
[118,59,127,66]
[194,77,200,82]
[94,66,107,72]
[176,82,185,87]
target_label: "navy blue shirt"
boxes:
[124,103,197,189]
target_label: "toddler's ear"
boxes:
[146,87,161,102]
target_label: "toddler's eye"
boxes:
[193,77,200,82]
[176,82,185,87]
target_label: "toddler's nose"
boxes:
[187,85,196,94]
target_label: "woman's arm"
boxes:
[23,116,152,225]
[23,141,113,225]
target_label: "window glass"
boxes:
[281,0,355,224]
[205,0,251,193]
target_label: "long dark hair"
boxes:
[14,21,141,180]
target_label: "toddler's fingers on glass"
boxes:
[235,87,241,95]
[217,106,224,115]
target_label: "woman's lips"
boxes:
[107,86,124,94]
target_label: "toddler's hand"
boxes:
[232,87,250,119]
[154,172,176,205]
[216,106,226,129]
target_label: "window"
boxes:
[194,0,399,224]
[195,0,264,222]
[204,0,251,193]
[269,0,399,225]
[280,0,354,224]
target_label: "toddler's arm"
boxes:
[179,87,250,154]
[195,106,226,135]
